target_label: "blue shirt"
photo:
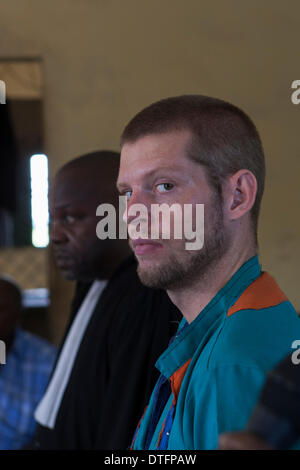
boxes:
[0,328,57,449]
[131,256,300,450]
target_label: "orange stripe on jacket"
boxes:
[227,271,288,317]
[170,359,192,403]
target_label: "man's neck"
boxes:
[167,245,257,324]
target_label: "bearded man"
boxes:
[117,95,300,450]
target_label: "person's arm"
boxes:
[219,353,300,450]
[219,431,274,450]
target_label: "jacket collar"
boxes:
[155,255,261,378]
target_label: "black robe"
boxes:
[33,255,181,449]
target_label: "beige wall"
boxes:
[0,0,299,342]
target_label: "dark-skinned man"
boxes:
[32,150,181,450]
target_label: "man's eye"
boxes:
[124,190,132,200]
[64,215,76,224]
[156,183,174,193]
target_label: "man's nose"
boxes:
[123,191,152,226]
[50,221,68,244]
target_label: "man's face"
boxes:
[118,130,229,290]
[49,167,109,281]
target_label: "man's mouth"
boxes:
[131,239,163,256]
[54,252,73,267]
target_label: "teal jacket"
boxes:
[131,256,300,450]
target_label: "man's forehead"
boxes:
[50,176,96,203]
[121,129,192,158]
[50,182,103,215]
[118,129,197,185]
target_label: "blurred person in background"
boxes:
[0,276,57,450]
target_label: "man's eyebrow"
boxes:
[51,202,71,209]
[51,202,82,211]
[116,166,185,191]
[116,181,127,192]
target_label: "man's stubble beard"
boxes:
[136,196,230,290]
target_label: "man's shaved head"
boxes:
[58,150,121,181]
[55,150,121,204]
[60,150,120,171]
[50,150,128,281]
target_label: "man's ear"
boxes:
[225,170,257,221]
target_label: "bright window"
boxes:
[30,154,49,247]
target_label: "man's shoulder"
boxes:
[71,257,139,317]
[14,328,57,365]
[208,272,300,372]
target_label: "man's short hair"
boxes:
[121,95,265,241]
